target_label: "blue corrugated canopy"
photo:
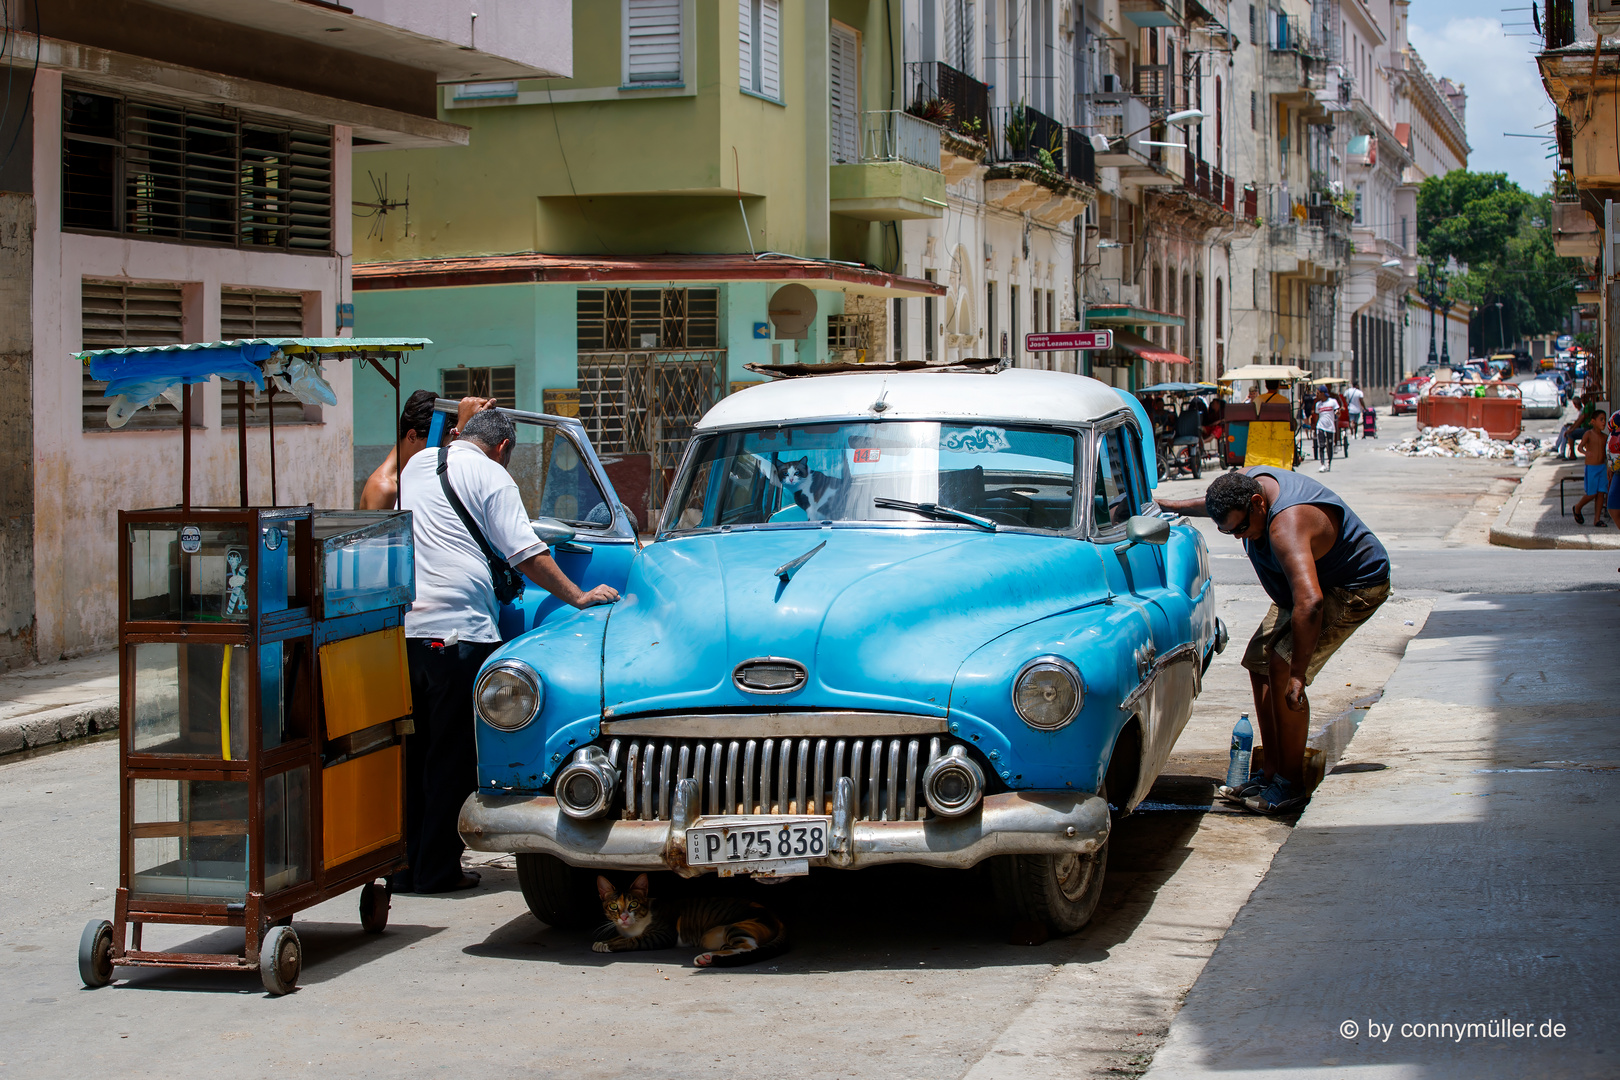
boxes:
[76,337,430,397]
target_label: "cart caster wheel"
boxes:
[359,881,390,934]
[78,919,115,988]
[260,924,301,996]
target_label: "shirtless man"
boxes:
[1159,468,1390,814]
[360,391,496,510]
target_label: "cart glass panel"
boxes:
[128,523,254,621]
[131,643,249,760]
[314,512,414,618]
[261,638,313,749]
[263,766,312,893]
[130,778,249,901]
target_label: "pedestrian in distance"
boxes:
[1158,469,1391,814]
[360,391,498,510]
[1605,414,1620,552]
[1312,387,1339,472]
[1345,381,1366,437]
[1572,409,1608,527]
[393,408,620,893]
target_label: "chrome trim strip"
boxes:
[460,790,1111,871]
[601,711,950,739]
[1119,642,1201,715]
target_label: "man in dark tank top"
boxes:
[1159,468,1390,814]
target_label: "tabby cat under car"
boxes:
[591,874,789,968]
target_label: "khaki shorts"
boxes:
[1241,579,1391,685]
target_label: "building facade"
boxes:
[0,0,569,670]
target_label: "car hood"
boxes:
[600,528,1099,718]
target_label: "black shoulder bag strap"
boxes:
[437,443,527,605]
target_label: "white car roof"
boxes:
[697,368,1133,431]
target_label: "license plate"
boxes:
[685,816,830,874]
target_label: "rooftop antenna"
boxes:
[353,171,411,241]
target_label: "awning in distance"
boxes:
[1105,328,1191,365]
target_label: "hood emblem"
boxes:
[774,541,827,584]
[733,657,808,695]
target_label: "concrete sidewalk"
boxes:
[1491,456,1620,550]
[1144,591,1619,1078]
[0,652,118,756]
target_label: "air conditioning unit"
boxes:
[1594,0,1620,37]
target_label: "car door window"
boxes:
[1092,427,1133,531]
[507,422,613,530]
[1119,422,1151,513]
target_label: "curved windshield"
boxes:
[663,421,1078,533]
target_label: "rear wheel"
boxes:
[78,919,114,988]
[515,853,602,930]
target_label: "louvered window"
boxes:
[830,23,860,163]
[62,85,333,254]
[222,288,319,427]
[81,279,186,431]
[739,0,782,100]
[625,0,683,85]
[577,288,719,350]
[441,366,517,408]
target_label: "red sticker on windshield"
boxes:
[853,448,880,463]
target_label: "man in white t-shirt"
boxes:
[1345,381,1366,437]
[1313,388,1340,473]
[395,408,618,893]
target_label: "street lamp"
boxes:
[1417,262,1450,366]
[1494,301,1505,352]
[1090,108,1208,154]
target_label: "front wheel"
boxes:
[259,925,301,996]
[516,853,602,930]
[989,835,1109,937]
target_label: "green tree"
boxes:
[1416,170,1527,268]
[1452,193,1579,353]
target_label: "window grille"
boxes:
[626,0,683,84]
[577,288,719,350]
[222,288,317,426]
[81,279,186,431]
[442,365,518,407]
[62,86,333,253]
[827,314,872,355]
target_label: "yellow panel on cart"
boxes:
[1245,421,1296,471]
[323,744,403,870]
[319,627,411,740]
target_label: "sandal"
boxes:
[1574,509,1586,524]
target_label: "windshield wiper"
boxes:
[874,497,997,532]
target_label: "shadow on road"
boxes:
[462,775,1239,974]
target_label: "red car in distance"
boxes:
[1391,377,1428,415]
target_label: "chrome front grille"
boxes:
[597,735,971,822]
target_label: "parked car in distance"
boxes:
[1391,379,1425,415]
[1519,377,1564,420]
[458,367,1225,938]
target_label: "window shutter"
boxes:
[627,0,683,84]
[81,279,185,431]
[222,288,315,426]
[829,23,860,163]
[760,0,781,100]
[739,0,753,91]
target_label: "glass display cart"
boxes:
[73,337,429,995]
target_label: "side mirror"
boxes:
[1126,515,1172,546]
[532,516,577,545]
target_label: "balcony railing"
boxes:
[904,60,991,141]
[992,102,1066,168]
[859,111,942,170]
[1132,64,1173,111]
[1179,149,1234,211]
[1066,130,1096,186]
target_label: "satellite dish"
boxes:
[768,283,818,340]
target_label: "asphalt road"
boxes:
[1,413,1613,1079]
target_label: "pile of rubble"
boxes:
[1385,425,1542,460]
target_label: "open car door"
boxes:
[429,400,639,640]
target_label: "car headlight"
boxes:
[1012,656,1084,731]
[553,747,619,819]
[922,745,984,817]
[474,660,542,731]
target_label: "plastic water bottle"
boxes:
[1225,713,1255,788]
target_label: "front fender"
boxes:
[947,600,1154,794]
[475,605,611,793]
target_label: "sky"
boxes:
[1406,0,1556,192]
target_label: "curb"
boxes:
[0,699,119,757]
[1488,457,1620,550]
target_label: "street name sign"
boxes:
[1025,330,1113,352]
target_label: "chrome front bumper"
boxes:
[459,777,1109,874]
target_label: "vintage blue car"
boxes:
[453,366,1224,935]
